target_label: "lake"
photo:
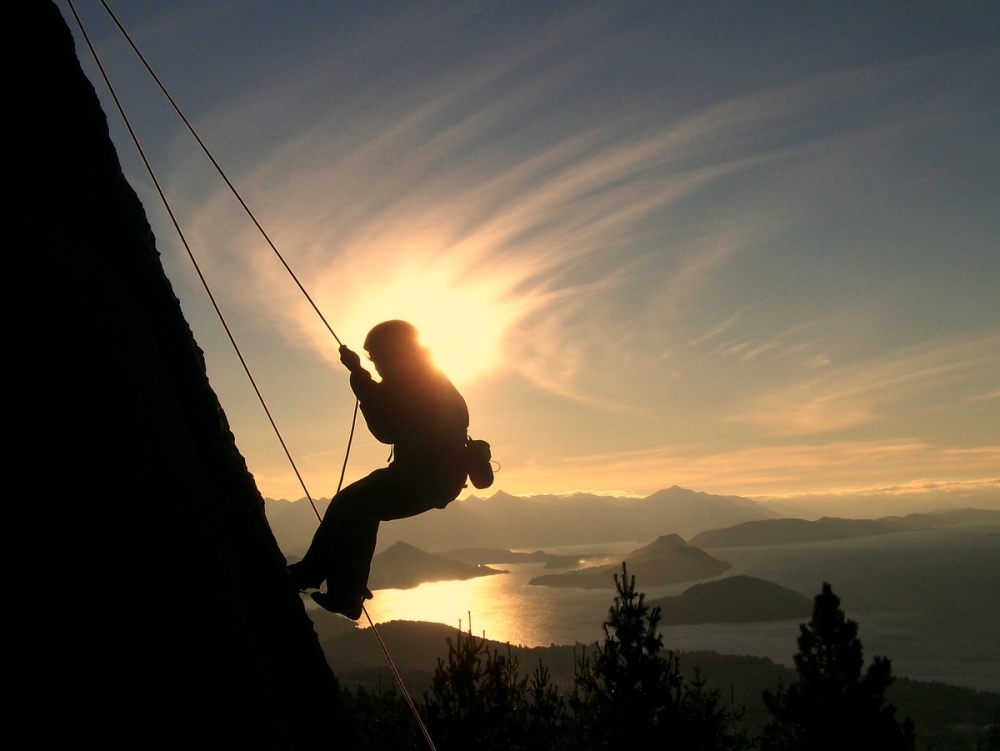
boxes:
[349,522,1000,691]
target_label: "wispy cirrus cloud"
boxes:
[174,37,957,398]
[125,0,998,502]
[496,438,1000,498]
[732,334,1000,435]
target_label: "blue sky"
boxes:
[61,0,999,510]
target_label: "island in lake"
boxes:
[369,541,507,590]
[648,575,813,625]
[529,534,730,588]
[438,547,600,569]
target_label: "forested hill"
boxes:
[314,618,1000,744]
[368,541,507,590]
[647,575,813,624]
[528,535,731,588]
[689,509,1000,549]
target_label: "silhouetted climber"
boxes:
[289,320,492,618]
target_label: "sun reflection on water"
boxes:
[362,563,615,647]
[339,527,1000,691]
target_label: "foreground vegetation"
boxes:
[341,565,998,750]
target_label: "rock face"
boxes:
[648,576,813,625]
[529,535,731,589]
[9,4,348,746]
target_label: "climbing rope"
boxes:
[96,0,343,348]
[66,0,326,524]
[364,607,439,751]
[69,4,437,748]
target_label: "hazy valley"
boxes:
[275,487,1000,746]
[268,485,782,558]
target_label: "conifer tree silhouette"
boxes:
[573,562,749,749]
[760,582,915,751]
[345,566,751,750]
[573,562,683,746]
[423,620,529,750]
[985,711,1000,751]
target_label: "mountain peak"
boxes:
[633,534,688,557]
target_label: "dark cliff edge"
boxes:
[8,3,349,747]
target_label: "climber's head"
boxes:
[364,320,429,376]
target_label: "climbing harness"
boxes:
[68,4,436,748]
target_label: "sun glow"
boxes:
[331,257,529,385]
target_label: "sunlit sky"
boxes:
[62,1,998,509]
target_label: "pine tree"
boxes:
[525,661,568,751]
[343,681,423,750]
[573,562,749,750]
[676,670,753,751]
[422,619,530,750]
[760,582,915,751]
[572,562,683,747]
[983,711,1000,751]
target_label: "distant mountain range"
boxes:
[265,485,778,556]
[648,576,812,625]
[529,535,731,589]
[688,508,1000,549]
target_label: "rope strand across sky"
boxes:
[62,0,999,511]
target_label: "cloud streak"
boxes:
[732,334,1000,435]
[112,3,998,500]
[498,439,1000,499]
[178,33,961,397]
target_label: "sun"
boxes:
[332,258,526,385]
